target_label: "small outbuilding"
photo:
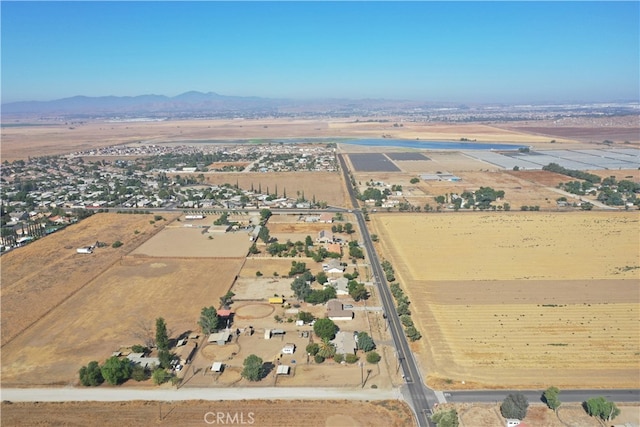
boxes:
[276,365,290,375]
[282,343,295,355]
[208,330,231,345]
[211,362,224,372]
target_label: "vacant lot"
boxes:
[132,227,251,257]
[1,252,243,386]
[1,213,176,347]
[371,211,640,389]
[0,399,414,427]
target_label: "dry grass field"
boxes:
[0,213,177,347]
[1,213,245,386]
[0,399,415,427]
[371,211,640,389]
[193,171,348,208]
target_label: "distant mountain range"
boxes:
[1,91,427,117]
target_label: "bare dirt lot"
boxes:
[0,399,415,427]
[132,226,252,258]
[0,213,177,347]
[371,211,640,389]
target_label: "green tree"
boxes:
[585,396,620,422]
[155,317,169,351]
[291,275,312,300]
[306,343,319,356]
[112,240,123,248]
[500,393,529,420]
[366,351,381,364]
[305,235,313,247]
[219,291,235,307]
[241,354,264,382]
[410,177,420,184]
[348,281,369,301]
[357,332,375,352]
[314,354,325,363]
[543,386,561,411]
[405,326,422,341]
[198,306,219,334]
[152,368,169,385]
[158,349,175,369]
[316,271,328,284]
[79,361,104,386]
[298,311,315,324]
[431,409,459,427]
[258,225,271,243]
[344,223,354,234]
[100,356,132,385]
[313,318,338,340]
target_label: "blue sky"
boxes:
[2,1,638,103]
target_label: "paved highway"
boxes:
[338,154,437,427]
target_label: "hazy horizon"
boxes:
[2,2,639,104]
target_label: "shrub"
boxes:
[366,351,381,364]
[152,368,169,385]
[131,365,149,382]
[333,353,344,363]
[345,353,359,364]
[112,240,123,248]
[314,354,325,364]
[131,344,148,354]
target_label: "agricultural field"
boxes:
[0,399,415,427]
[371,211,640,389]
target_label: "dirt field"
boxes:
[0,399,415,427]
[371,211,640,389]
[132,226,252,257]
[0,213,178,347]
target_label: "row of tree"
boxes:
[431,388,621,427]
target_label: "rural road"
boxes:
[338,154,437,427]
[0,387,402,402]
[445,389,640,404]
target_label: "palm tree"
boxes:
[317,337,336,359]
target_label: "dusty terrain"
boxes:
[371,211,640,389]
[1,117,587,162]
[0,399,415,427]
[1,212,244,386]
[0,213,178,346]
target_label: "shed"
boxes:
[276,365,290,375]
[282,343,295,355]
[208,330,231,345]
[264,329,271,339]
[268,297,284,304]
[211,362,224,372]
[217,309,233,318]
